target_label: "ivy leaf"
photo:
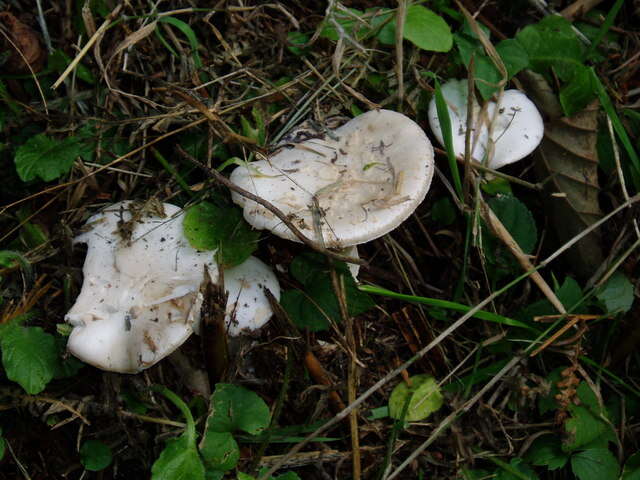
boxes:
[80,440,112,472]
[403,6,452,52]
[596,271,635,314]
[526,435,569,471]
[14,133,84,182]
[152,435,205,480]
[183,202,259,269]
[0,323,58,394]
[571,448,620,480]
[205,384,270,435]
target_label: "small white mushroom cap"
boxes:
[230,109,434,248]
[428,79,544,170]
[224,256,280,336]
[65,201,218,373]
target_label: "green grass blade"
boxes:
[591,68,640,190]
[359,285,539,331]
[434,80,463,199]
[585,0,624,59]
[158,17,202,68]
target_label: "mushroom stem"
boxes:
[177,145,365,265]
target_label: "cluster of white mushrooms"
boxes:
[65,81,544,373]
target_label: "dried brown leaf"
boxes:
[0,12,45,74]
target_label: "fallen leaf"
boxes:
[0,13,45,74]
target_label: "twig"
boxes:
[177,146,365,266]
[52,4,122,89]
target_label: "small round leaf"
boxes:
[80,440,112,472]
[388,374,443,422]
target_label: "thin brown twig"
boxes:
[176,146,365,266]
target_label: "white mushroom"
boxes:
[428,79,544,170]
[65,201,218,373]
[224,256,280,336]
[230,109,434,248]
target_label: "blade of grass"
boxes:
[359,284,539,332]
[591,68,640,190]
[158,16,202,68]
[434,80,463,199]
[585,0,624,59]
[151,147,193,196]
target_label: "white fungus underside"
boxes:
[223,256,280,336]
[230,109,434,248]
[66,201,218,373]
[428,80,544,170]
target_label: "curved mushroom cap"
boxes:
[224,256,280,336]
[230,109,434,248]
[428,79,544,170]
[65,201,218,373]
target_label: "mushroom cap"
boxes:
[230,109,434,248]
[428,79,544,170]
[224,256,280,336]
[65,201,218,373]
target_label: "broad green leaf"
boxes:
[494,458,539,480]
[282,253,374,331]
[571,448,620,480]
[526,435,569,470]
[564,404,609,452]
[205,384,270,435]
[183,202,259,269]
[0,324,58,394]
[488,195,537,254]
[151,435,205,480]
[622,452,640,480]
[559,64,596,116]
[14,133,83,182]
[431,197,456,226]
[596,271,634,313]
[80,440,112,472]
[495,39,529,79]
[403,6,452,52]
[199,431,239,471]
[388,374,443,421]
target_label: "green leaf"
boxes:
[205,384,270,435]
[281,254,374,331]
[622,452,640,480]
[48,49,95,84]
[0,324,58,394]
[564,403,609,452]
[320,8,366,41]
[431,197,456,226]
[495,39,529,78]
[403,6,452,52]
[151,386,205,480]
[183,202,259,269]
[571,448,620,480]
[559,64,596,116]
[596,271,634,314]
[388,374,443,422]
[152,435,205,480]
[494,458,539,480]
[526,435,569,471]
[488,195,537,254]
[14,133,83,182]
[0,428,5,461]
[286,32,310,56]
[80,440,112,472]
[199,431,239,471]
